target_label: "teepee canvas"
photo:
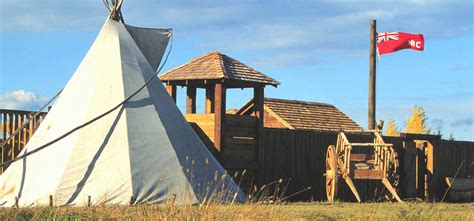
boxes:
[0,16,245,206]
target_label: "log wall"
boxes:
[258,129,473,201]
[431,140,474,200]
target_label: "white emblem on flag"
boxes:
[377,32,399,43]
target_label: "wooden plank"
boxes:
[225,115,257,126]
[28,114,33,140]
[3,113,10,170]
[11,113,15,160]
[16,114,23,157]
[225,124,256,132]
[186,87,196,114]
[184,114,214,123]
[225,137,256,145]
[221,149,255,162]
[22,115,27,151]
[353,169,384,180]
[1,113,5,174]
[350,154,374,162]
[224,128,256,138]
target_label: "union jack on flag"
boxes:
[377,32,399,43]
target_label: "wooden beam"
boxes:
[254,86,264,186]
[214,83,226,152]
[186,87,197,114]
[165,83,176,103]
[205,86,215,114]
[161,79,276,89]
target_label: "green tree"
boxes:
[405,105,431,134]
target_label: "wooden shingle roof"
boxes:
[237,98,362,132]
[159,52,280,86]
[264,98,362,131]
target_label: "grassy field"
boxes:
[1,202,473,220]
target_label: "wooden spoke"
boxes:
[326,145,338,203]
[382,149,401,202]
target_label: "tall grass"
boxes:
[1,202,473,220]
[1,173,472,220]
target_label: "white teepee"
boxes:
[0,18,245,206]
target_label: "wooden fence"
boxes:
[259,128,474,201]
[0,109,47,173]
[431,140,474,200]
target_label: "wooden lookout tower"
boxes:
[160,52,279,176]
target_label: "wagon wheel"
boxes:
[326,145,339,203]
[380,150,401,201]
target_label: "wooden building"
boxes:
[236,98,362,132]
[159,52,279,187]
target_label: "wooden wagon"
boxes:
[325,122,403,203]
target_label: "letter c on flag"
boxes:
[416,41,421,49]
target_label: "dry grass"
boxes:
[1,202,472,220]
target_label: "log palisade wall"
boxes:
[1,109,473,201]
[259,129,473,201]
[431,140,474,200]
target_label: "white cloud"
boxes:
[0,90,47,110]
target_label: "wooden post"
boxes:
[214,83,226,152]
[49,195,53,207]
[130,196,134,205]
[87,195,91,207]
[11,114,15,160]
[205,86,215,114]
[17,114,22,157]
[1,113,6,174]
[368,19,377,129]
[254,86,265,186]
[14,196,19,208]
[166,83,177,103]
[186,87,197,114]
[425,140,435,200]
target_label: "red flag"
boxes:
[377,32,424,55]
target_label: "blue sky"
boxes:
[0,0,473,140]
